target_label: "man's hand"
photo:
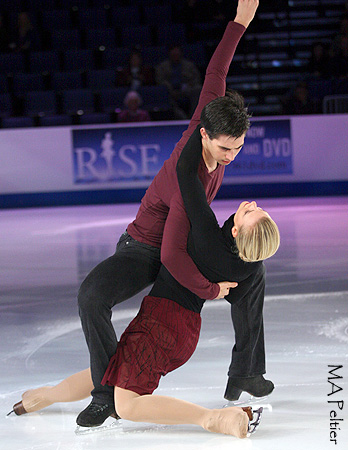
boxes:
[234,0,259,28]
[215,281,238,299]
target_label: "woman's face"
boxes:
[232,201,270,237]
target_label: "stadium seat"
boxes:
[111,6,141,27]
[30,0,56,11]
[29,51,61,74]
[332,78,348,95]
[143,4,173,25]
[0,0,21,13]
[142,46,167,66]
[2,116,35,128]
[59,0,89,9]
[0,93,13,117]
[182,42,207,69]
[101,48,131,70]
[86,69,116,89]
[323,95,348,114]
[85,28,117,49]
[51,71,83,91]
[79,112,112,124]
[61,88,95,114]
[39,114,73,127]
[51,29,81,50]
[121,26,152,47]
[0,74,9,93]
[307,78,333,101]
[12,73,45,96]
[24,90,57,116]
[138,85,170,112]
[156,23,186,45]
[63,49,95,71]
[99,87,128,113]
[41,10,73,30]
[0,53,25,75]
[78,8,108,30]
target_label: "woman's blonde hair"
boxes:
[235,215,280,262]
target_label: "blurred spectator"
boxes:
[282,81,316,115]
[118,90,151,123]
[155,44,201,119]
[0,13,10,53]
[307,42,330,79]
[116,49,155,90]
[9,12,39,52]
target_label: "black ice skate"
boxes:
[75,400,120,434]
[224,375,274,401]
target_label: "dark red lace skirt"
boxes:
[101,296,201,395]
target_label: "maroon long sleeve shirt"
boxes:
[127,21,246,300]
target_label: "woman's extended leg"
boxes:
[11,369,93,415]
[115,387,249,438]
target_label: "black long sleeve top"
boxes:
[150,125,262,313]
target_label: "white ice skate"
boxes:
[245,406,263,436]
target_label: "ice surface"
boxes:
[1,197,347,449]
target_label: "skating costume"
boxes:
[102,125,266,395]
[79,21,247,403]
[102,296,201,395]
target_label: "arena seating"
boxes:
[0,0,346,127]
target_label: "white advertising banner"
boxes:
[0,115,347,205]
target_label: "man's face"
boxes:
[201,129,245,166]
[232,201,270,237]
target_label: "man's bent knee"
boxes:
[77,258,118,309]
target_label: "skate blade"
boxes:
[225,393,272,409]
[75,419,122,435]
[247,407,263,437]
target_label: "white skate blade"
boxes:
[225,392,272,409]
[75,418,122,435]
[247,407,263,437]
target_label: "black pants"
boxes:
[228,264,266,378]
[78,233,266,403]
[78,232,161,403]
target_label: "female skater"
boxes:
[9,100,279,440]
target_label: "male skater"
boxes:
[77,0,267,428]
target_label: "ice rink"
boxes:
[1,196,347,450]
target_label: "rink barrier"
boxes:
[1,115,348,208]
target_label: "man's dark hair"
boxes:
[200,90,251,139]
